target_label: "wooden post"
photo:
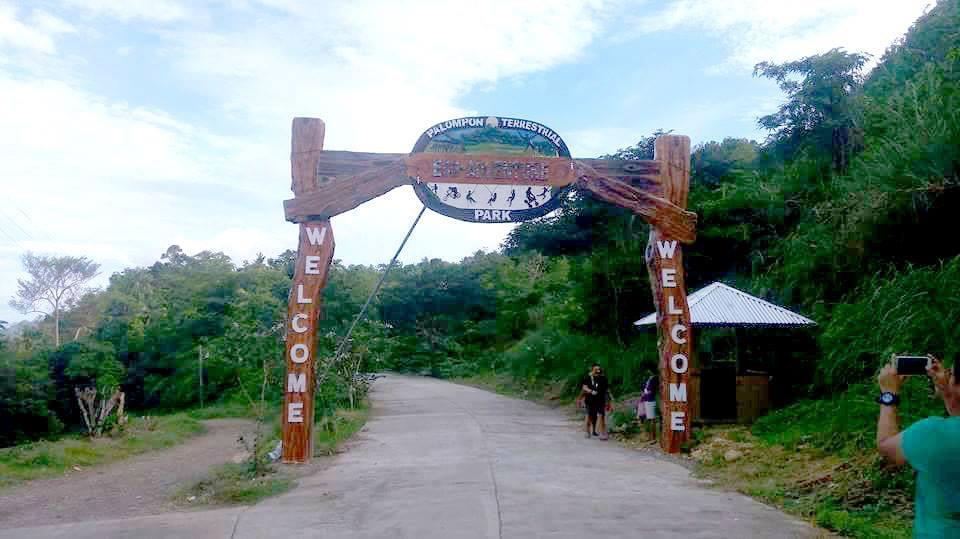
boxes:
[281,118,335,463]
[645,135,693,453]
[281,220,334,462]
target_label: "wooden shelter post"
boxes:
[645,135,693,453]
[282,118,335,463]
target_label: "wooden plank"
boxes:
[282,118,335,464]
[406,153,576,187]
[645,135,694,454]
[281,220,335,463]
[316,152,658,185]
[284,157,410,222]
[736,375,770,423]
[285,150,663,223]
[576,162,697,244]
[576,158,660,189]
[316,151,408,182]
[291,118,326,195]
[292,151,577,223]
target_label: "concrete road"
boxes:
[0,375,820,538]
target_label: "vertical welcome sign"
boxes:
[645,136,693,452]
[281,220,334,462]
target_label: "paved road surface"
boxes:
[0,375,821,538]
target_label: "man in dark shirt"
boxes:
[581,364,611,440]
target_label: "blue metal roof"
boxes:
[633,282,816,328]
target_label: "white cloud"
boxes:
[0,73,292,322]
[157,0,614,284]
[0,0,612,323]
[634,0,932,71]
[0,4,75,54]
[60,0,191,23]
[169,0,609,140]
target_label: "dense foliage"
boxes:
[2,1,958,459]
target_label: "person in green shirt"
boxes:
[877,355,960,538]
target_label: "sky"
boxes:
[0,0,934,323]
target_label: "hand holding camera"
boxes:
[878,354,943,395]
[878,360,903,396]
[894,355,933,375]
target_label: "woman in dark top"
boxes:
[581,364,611,440]
[637,375,658,441]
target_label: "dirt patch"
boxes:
[0,418,256,530]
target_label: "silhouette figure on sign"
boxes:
[487,192,497,205]
[507,189,516,207]
[444,186,460,200]
[524,187,537,208]
[539,187,550,199]
[466,190,477,204]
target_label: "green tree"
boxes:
[0,350,60,446]
[10,253,100,347]
[754,48,869,171]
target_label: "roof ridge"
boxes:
[719,283,814,323]
[687,281,722,307]
[633,281,816,327]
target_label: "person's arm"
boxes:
[877,361,907,466]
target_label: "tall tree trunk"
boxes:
[198,344,205,409]
[54,306,61,347]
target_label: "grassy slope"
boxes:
[0,400,258,490]
[174,404,370,507]
[691,426,912,539]
[0,413,206,489]
[453,371,570,405]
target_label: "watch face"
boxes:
[880,393,895,404]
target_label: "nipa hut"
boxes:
[634,282,816,424]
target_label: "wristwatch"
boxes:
[877,392,900,406]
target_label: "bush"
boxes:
[0,354,61,446]
[500,328,657,396]
[815,257,960,392]
[753,379,945,453]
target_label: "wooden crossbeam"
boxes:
[282,150,695,243]
[285,153,409,221]
[575,162,697,243]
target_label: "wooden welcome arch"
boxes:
[280,117,697,462]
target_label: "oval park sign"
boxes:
[409,116,573,223]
